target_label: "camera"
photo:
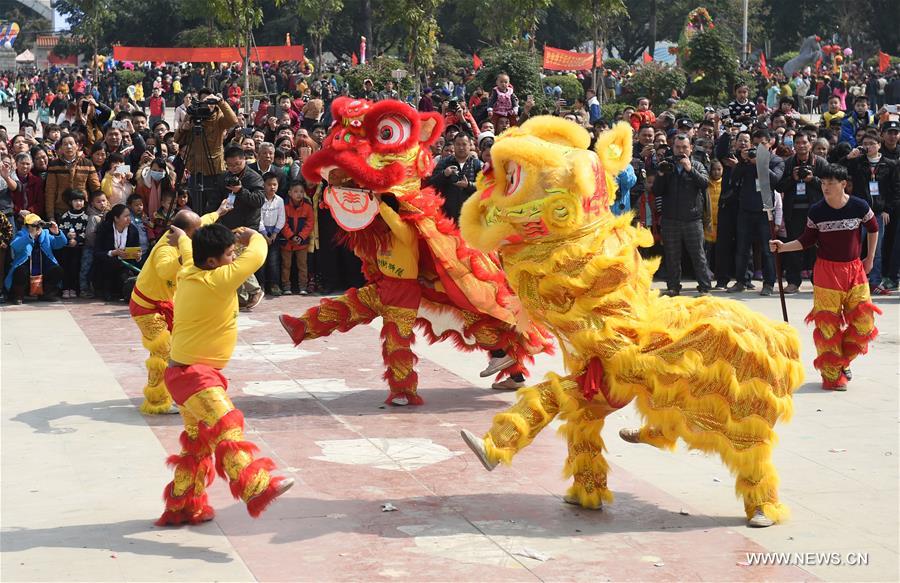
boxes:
[797,165,812,180]
[224,174,242,188]
[658,159,675,174]
[186,102,215,123]
[746,148,757,159]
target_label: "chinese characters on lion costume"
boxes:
[280,97,552,406]
[457,117,803,527]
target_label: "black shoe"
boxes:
[726,283,746,293]
[39,294,62,302]
[713,282,728,290]
[659,289,680,297]
[11,297,23,305]
[745,282,757,290]
[697,288,711,296]
[760,285,774,296]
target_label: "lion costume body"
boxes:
[458,117,803,525]
[280,97,551,405]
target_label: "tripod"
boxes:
[182,116,218,215]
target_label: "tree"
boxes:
[208,0,262,109]
[276,0,343,74]
[463,0,553,50]
[55,0,115,80]
[683,27,739,104]
[382,0,444,89]
[557,0,627,95]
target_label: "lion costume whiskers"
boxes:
[459,117,803,525]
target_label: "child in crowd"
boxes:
[57,188,89,298]
[281,182,314,295]
[488,74,518,128]
[152,191,177,238]
[127,193,153,263]
[101,153,134,207]
[175,189,191,212]
[704,159,724,275]
[629,97,656,131]
[81,191,109,298]
[259,172,286,295]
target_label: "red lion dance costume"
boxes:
[280,98,551,405]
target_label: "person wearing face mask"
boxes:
[843,131,900,290]
[136,157,176,220]
[777,132,828,293]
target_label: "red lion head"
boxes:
[303,97,443,231]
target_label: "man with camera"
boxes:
[174,88,239,214]
[653,134,713,296]
[727,129,785,296]
[777,132,828,293]
[213,146,266,309]
[429,133,482,223]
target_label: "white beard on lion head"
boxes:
[324,185,380,231]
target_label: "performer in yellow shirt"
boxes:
[129,204,226,414]
[156,225,293,526]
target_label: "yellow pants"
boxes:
[157,386,280,525]
[483,374,619,509]
[132,313,174,414]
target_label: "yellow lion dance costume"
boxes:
[458,117,803,527]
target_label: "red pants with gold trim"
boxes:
[155,365,287,525]
[282,277,528,405]
[805,258,882,382]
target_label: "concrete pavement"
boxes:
[1,283,897,582]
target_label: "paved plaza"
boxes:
[1,286,897,582]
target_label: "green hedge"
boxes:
[603,57,628,73]
[543,74,585,101]
[621,63,686,109]
[467,46,544,99]
[771,51,798,68]
[672,99,705,121]
[343,56,415,97]
[115,70,145,87]
[600,101,633,123]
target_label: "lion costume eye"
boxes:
[505,162,525,196]
[376,115,411,145]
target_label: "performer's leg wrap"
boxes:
[188,387,286,518]
[134,314,174,414]
[461,310,530,378]
[806,286,848,382]
[841,287,882,365]
[483,375,567,464]
[381,305,421,404]
[156,408,215,526]
[558,387,617,509]
[735,459,787,523]
[282,284,380,344]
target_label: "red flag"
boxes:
[815,57,823,71]
[759,52,770,79]
[879,51,891,73]
[351,52,358,66]
[643,51,652,63]
[473,53,483,70]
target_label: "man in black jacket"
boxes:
[727,129,784,296]
[843,132,900,288]
[776,132,828,293]
[217,145,266,309]
[653,134,712,296]
[428,133,482,223]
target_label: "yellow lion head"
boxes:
[460,117,633,252]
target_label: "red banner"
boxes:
[112,45,304,63]
[542,46,602,71]
[879,51,892,73]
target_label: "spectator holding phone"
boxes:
[443,99,480,139]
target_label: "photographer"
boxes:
[652,134,712,296]
[174,88,239,213]
[428,133,482,223]
[215,146,266,309]
[777,132,827,293]
[4,213,66,304]
[443,99,480,139]
[103,114,147,172]
[727,129,785,296]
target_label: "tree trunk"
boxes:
[363,0,374,56]
[316,36,323,77]
[649,0,657,55]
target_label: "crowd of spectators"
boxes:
[0,59,898,307]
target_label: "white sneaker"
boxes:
[491,378,525,391]
[388,394,409,406]
[480,354,516,377]
[460,429,497,471]
[166,404,181,415]
[747,508,774,528]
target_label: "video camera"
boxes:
[186,101,216,123]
